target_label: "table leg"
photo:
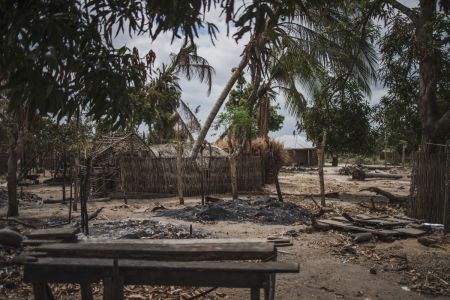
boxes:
[103,276,124,300]
[263,273,276,300]
[251,287,260,300]
[32,283,55,300]
[80,281,94,300]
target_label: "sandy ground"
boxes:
[1,166,449,299]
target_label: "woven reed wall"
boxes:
[409,144,449,232]
[117,155,263,196]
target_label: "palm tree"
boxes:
[128,41,213,143]
[129,42,214,204]
[191,0,378,159]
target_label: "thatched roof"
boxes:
[149,143,228,158]
[91,132,154,161]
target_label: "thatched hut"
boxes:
[90,132,154,197]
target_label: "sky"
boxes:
[113,2,415,142]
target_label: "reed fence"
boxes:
[116,155,263,197]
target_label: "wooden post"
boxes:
[402,144,406,167]
[317,130,327,207]
[444,144,449,234]
[230,154,238,200]
[73,157,79,212]
[250,287,260,300]
[80,158,92,235]
[307,149,310,167]
[201,169,205,205]
[176,122,184,205]
[62,147,67,203]
[274,173,283,202]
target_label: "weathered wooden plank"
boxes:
[25,258,298,273]
[34,242,275,261]
[22,239,63,246]
[317,219,399,236]
[355,214,389,220]
[81,238,283,245]
[26,228,80,240]
[23,258,299,289]
[393,227,426,237]
[82,237,292,248]
[331,216,410,228]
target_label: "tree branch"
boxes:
[384,0,417,22]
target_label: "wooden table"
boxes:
[21,239,299,300]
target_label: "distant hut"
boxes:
[90,132,154,197]
[380,148,401,164]
[275,135,318,167]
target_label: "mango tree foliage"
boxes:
[375,6,450,150]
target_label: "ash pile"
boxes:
[159,197,310,225]
[91,219,209,239]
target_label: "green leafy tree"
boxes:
[299,81,377,156]
[375,9,450,153]
[226,76,284,139]
[216,106,256,199]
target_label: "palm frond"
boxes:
[177,99,201,136]
[169,43,215,95]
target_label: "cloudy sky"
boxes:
[114,4,399,142]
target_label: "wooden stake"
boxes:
[274,173,283,202]
[176,122,184,205]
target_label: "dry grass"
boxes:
[215,137,292,169]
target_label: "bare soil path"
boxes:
[1,166,449,299]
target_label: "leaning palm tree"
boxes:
[191,0,377,159]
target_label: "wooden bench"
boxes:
[20,239,299,300]
[24,257,299,300]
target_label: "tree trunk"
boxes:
[230,154,238,200]
[317,130,327,207]
[62,148,66,203]
[257,96,269,140]
[7,126,18,217]
[331,155,338,167]
[401,144,406,167]
[417,0,438,145]
[73,157,79,211]
[191,52,249,159]
[176,124,184,205]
